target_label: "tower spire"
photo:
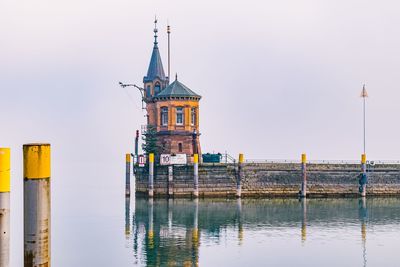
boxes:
[153,16,158,47]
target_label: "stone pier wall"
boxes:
[135,163,400,197]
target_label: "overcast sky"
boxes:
[2,0,400,162]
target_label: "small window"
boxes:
[176,107,184,125]
[178,143,183,152]
[146,85,151,97]
[154,82,161,95]
[161,107,168,126]
[191,108,196,126]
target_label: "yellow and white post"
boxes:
[0,148,10,267]
[361,154,367,197]
[23,144,51,267]
[300,153,307,198]
[148,153,154,198]
[126,154,131,197]
[193,154,199,198]
[236,153,244,198]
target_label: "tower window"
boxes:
[146,85,151,98]
[161,107,168,126]
[154,82,161,95]
[178,143,183,152]
[191,108,196,126]
[176,107,184,125]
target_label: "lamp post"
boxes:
[361,84,368,155]
[360,84,368,197]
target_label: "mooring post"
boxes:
[300,153,307,198]
[236,153,244,198]
[168,166,173,197]
[360,154,367,197]
[148,153,154,198]
[126,153,131,197]
[0,148,10,267]
[23,143,51,267]
[193,154,199,198]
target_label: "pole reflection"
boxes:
[301,198,307,244]
[237,198,243,246]
[358,197,367,267]
[125,196,131,245]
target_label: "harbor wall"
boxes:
[135,163,400,197]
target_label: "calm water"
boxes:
[127,197,400,267]
[7,161,400,266]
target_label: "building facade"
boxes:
[143,22,201,159]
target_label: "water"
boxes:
[127,197,400,267]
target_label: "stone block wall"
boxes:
[135,163,400,197]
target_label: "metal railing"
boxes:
[244,159,400,165]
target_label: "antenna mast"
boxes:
[167,23,171,84]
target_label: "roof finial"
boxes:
[175,73,178,81]
[153,15,158,46]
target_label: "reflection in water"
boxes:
[301,198,307,243]
[126,197,400,267]
[125,197,131,243]
[237,199,243,246]
[359,197,368,267]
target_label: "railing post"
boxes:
[0,148,10,267]
[236,153,244,198]
[360,154,367,197]
[148,153,154,198]
[23,143,51,267]
[300,153,307,198]
[126,154,131,197]
[193,154,199,198]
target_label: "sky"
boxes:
[2,0,400,162]
[2,0,400,265]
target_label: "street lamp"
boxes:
[119,82,146,110]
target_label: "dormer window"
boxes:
[154,82,161,95]
[161,107,168,126]
[176,107,184,125]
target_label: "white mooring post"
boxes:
[193,154,199,198]
[236,153,244,198]
[148,153,154,198]
[23,144,51,267]
[300,153,307,198]
[126,154,131,197]
[0,148,10,267]
[360,154,367,197]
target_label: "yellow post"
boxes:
[148,153,154,197]
[193,154,199,197]
[300,153,307,197]
[360,154,367,197]
[236,153,244,198]
[0,148,10,267]
[126,154,131,196]
[23,144,51,267]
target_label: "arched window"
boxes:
[178,143,183,152]
[191,108,196,126]
[154,82,161,95]
[161,107,168,126]
[176,107,184,125]
[146,85,151,97]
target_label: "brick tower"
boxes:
[143,20,201,160]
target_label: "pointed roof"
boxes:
[143,18,167,83]
[155,77,201,99]
[144,46,166,82]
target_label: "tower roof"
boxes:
[154,77,201,99]
[143,19,167,83]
